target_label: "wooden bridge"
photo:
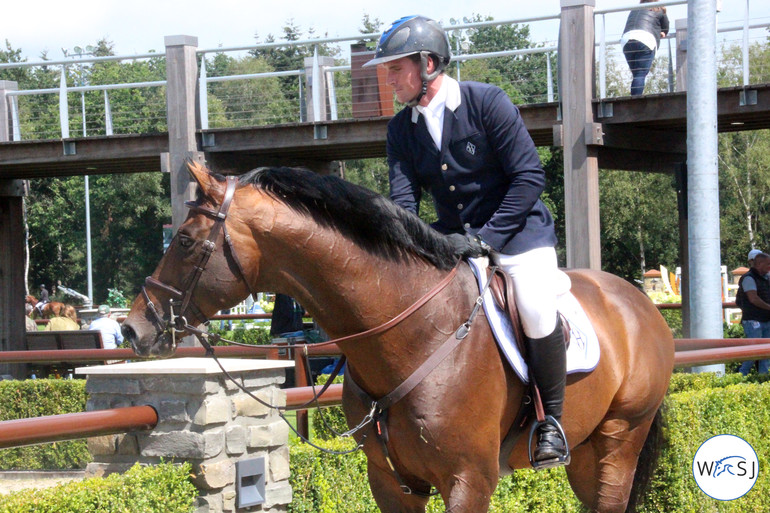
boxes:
[2,0,770,370]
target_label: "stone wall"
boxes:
[78,357,294,513]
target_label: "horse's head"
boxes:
[122,161,257,357]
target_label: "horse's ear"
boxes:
[186,159,214,193]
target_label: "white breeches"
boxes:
[495,246,564,339]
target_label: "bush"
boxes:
[0,380,90,470]
[0,461,197,512]
[208,325,272,345]
[291,375,770,512]
[311,373,346,440]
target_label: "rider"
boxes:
[364,15,569,468]
[35,284,50,314]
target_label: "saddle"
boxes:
[487,267,570,356]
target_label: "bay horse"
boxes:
[122,162,675,513]
[25,295,67,319]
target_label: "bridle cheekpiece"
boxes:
[141,175,257,349]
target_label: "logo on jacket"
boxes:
[465,141,476,155]
[692,434,758,501]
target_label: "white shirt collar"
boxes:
[411,75,461,123]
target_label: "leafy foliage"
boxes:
[0,462,197,512]
[0,380,90,470]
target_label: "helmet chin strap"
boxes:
[406,81,428,108]
[407,52,442,108]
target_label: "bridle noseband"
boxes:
[141,176,257,348]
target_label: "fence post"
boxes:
[59,66,70,139]
[164,35,203,234]
[559,0,601,269]
[675,18,688,92]
[81,357,294,512]
[0,81,17,142]
[303,51,335,123]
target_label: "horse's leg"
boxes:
[440,471,496,513]
[565,416,653,513]
[366,462,429,513]
[366,457,497,513]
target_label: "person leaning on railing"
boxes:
[621,0,670,96]
[736,250,770,375]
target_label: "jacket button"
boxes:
[441,163,448,171]
[457,203,463,210]
[464,223,471,229]
[449,185,456,191]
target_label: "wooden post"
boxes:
[674,22,690,337]
[304,55,336,122]
[164,35,203,233]
[675,19,688,93]
[559,0,601,269]
[0,180,28,379]
[0,81,18,142]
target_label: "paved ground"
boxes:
[0,471,85,495]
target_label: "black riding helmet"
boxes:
[363,15,451,106]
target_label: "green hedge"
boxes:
[290,374,770,512]
[0,462,197,512]
[0,380,90,470]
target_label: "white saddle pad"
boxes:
[468,257,600,383]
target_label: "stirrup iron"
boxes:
[527,415,571,470]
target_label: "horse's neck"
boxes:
[255,216,445,340]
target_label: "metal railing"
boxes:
[0,0,769,140]
[1,3,768,140]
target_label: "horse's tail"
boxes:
[625,402,667,513]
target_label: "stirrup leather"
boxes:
[527,415,571,470]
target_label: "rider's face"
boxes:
[382,56,423,104]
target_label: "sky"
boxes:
[2,0,769,62]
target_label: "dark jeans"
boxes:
[739,319,770,375]
[623,40,655,97]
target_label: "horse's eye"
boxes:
[179,236,195,249]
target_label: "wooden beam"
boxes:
[165,35,201,233]
[560,0,601,269]
[0,183,27,378]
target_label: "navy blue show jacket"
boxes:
[387,80,557,255]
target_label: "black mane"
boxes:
[239,167,457,270]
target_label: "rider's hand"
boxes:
[446,233,489,258]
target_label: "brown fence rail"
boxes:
[0,405,158,449]
[1,337,768,444]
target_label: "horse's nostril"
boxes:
[121,324,136,342]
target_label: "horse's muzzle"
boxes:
[122,323,176,358]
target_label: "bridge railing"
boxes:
[1,1,768,142]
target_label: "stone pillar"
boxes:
[559,0,601,270]
[79,357,294,513]
[164,35,204,234]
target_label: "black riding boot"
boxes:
[525,317,569,468]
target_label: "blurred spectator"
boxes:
[88,305,124,349]
[25,304,37,331]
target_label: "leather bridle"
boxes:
[141,175,258,349]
